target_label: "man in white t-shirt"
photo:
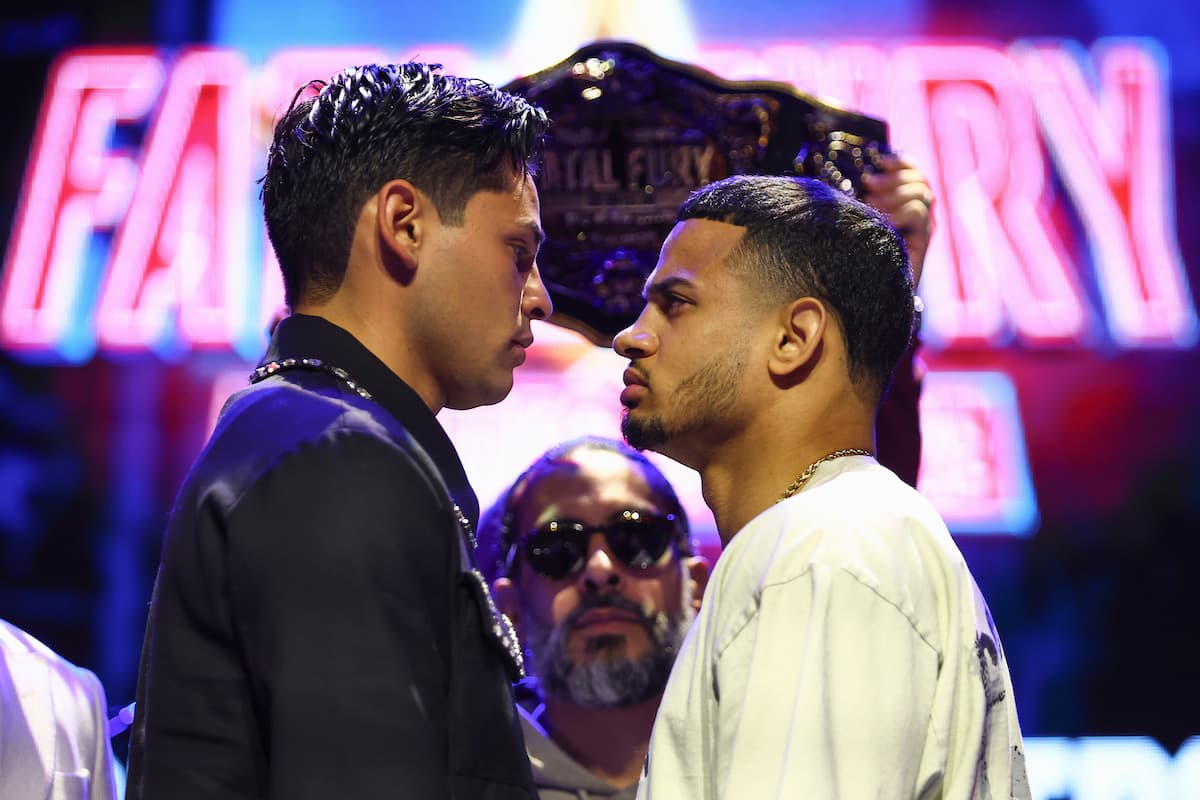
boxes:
[612,175,1030,799]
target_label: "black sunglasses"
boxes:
[507,510,683,580]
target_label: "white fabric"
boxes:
[637,457,1029,800]
[0,619,118,800]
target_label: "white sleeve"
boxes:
[54,664,120,800]
[717,563,940,799]
[79,668,119,800]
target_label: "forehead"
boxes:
[467,171,541,216]
[649,217,746,285]
[515,449,664,529]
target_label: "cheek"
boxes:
[634,572,683,616]
[547,587,582,626]
[518,579,577,630]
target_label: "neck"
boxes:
[698,403,875,545]
[539,695,660,789]
[293,297,442,413]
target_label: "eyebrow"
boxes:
[644,275,698,301]
[517,219,546,250]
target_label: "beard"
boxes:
[621,351,746,453]
[522,582,694,708]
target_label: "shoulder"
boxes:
[715,462,966,637]
[196,378,445,513]
[218,376,413,451]
[225,429,453,551]
[166,384,455,581]
[516,705,622,796]
[0,620,107,707]
[744,462,954,579]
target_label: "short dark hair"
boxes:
[678,175,915,404]
[261,62,550,307]
[476,436,691,583]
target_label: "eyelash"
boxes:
[512,246,534,273]
[659,293,687,313]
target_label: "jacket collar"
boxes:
[260,313,479,525]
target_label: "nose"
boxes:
[523,263,554,321]
[613,311,657,359]
[578,533,620,592]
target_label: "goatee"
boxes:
[621,410,668,452]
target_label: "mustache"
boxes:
[627,362,650,384]
[562,590,657,633]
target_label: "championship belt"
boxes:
[503,40,890,345]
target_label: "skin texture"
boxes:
[614,216,877,543]
[616,220,759,469]
[296,169,552,413]
[493,447,709,788]
[613,157,934,542]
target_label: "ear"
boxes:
[492,576,520,629]
[766,296,828,379]
[685,556,711,614]
[376,179,424,273]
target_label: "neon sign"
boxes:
[1,40,1194,358]
[5,39,1196,536]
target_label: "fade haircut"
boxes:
[261,62,550,307]
[678,175,915,404]
[476,436,691,583]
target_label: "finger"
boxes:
[873,151,923,173]
[863,179,934,215]
[890,198,934,236]
[861,167,927,195]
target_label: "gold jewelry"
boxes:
[778,448,874,502]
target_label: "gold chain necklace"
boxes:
[777,448,874,502]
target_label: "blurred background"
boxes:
[1,0,1197,796]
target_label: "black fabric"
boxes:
[126,314,535,799]
[877,337,923,488]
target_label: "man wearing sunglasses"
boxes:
[614,176,1028,798]
[478,437,710,799]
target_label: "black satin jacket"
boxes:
[126,314,535,799]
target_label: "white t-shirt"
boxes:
[637,457,1029,799]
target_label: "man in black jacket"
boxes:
[127,62,552,799]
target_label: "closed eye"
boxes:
[511,245,535,273]
[656,292,688,314]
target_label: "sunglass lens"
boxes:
[525,527,585,579]
[608,515,674,570]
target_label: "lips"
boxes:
[620,366,649,407]
[574,609,643,630]
[510,333,534,365]
[622,366,648,388]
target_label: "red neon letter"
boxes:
[888,44,1089,347]
[0,50,163,353]
[1016,40,1197,347]
[96,49,252,350]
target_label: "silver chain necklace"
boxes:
[778,448,874,502]
[248,357,373,401]
[248,357,487,553]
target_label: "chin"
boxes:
[445,375,515,410]
[574,636,634,661]
[620,410,670,453]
